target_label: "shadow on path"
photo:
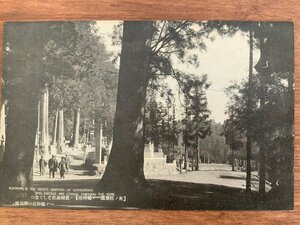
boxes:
[27,178,292,210]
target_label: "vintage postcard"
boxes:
[0,21,294,210]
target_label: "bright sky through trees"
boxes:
[96,21,259,123]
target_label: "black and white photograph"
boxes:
[0,20,294,210]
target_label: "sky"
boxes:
[95,21,259,124]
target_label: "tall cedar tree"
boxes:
[0,23,46,201]
[99,21,155,192]
[181,75,211,170]
[101,21,215,190]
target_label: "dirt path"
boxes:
[146,163,271,192]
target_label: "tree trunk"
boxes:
[100,21,154,192]
[184,143,188,173]
[34,101,41,168]
[258,71,266,196]
[57,110,64,153]
[259,144,266,195]
[70,108,80,149]
[254,27,269,197]
[184,103,188,172]
[40,84,49,150]
[82,117,87,144]
[95,118,103,164]
[0,23,45,200]
[246,27,254,194]
[45,84,49,148]
[52,109,59,146]
[195,137,199,170]
[231,148,235,171]
[199,142,201,164]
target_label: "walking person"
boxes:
[65,154,71,174]
[48,155,58,178]
[39,156,47,176]
[59,157,68,179]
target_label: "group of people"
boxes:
[39,154,71,179]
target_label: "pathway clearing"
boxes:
[146,163,271,192]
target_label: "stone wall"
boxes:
[144,158,178,176]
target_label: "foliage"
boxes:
[45,22,118,141]
[224,71,293,182]
[144,84,180,162]
[181,74,211,153]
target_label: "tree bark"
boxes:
[100,21,154,192]
[0,23,45,200]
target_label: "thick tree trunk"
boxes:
[100,21,154,192]
[246,28,254,194]
[0,23,44,200]
[70,108,80,148]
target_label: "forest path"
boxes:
[146,163,271,192]
[33,149,101,181]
